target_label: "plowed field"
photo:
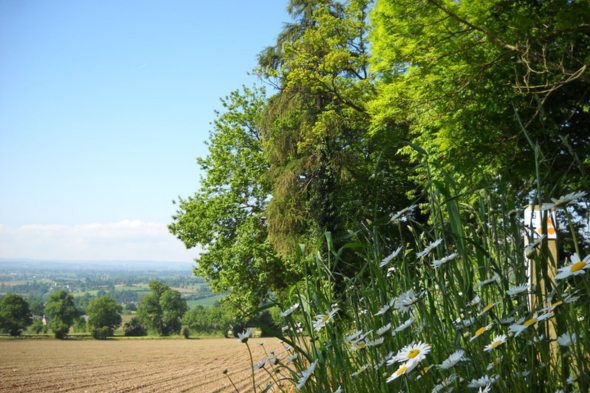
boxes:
[0,338,284,393]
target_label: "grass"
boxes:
[187,295,224,309]
[230,162,590,392]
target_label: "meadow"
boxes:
[0,338,284,393]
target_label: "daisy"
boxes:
[478,302,499,316]
[541,191,587,210]
[557,332,577,347]
[375,303,391,316]
[478,385,492,393]
[439,350,465,370]
[332,387,342,393]
[475,274,500,288]
[469,295,482,307]
[417,238,443,258]
[432,253,459,268]
[432,373,458,392]
[377,323,392,336]
[295,360,318,389]
[386,358,421,382]
[468,375,498,388]
[484,334,507,351]
[388,341,432,364]
[279,303,300,317]
[380,246,403,267]
[236,330,251,343]
[344,330,363,343]
[390,204,417,222]
[563,291,580,303]
[506,283,529,297]
[351,364,369,377]
[509,316,540,336]
[470,324,492,341]
[394,317,414,333]
[313,308,339,331]
[555,253,590,280]
[366,337,385,347]
[395,289,422,313]
[454,316,475,329]
[567,371,580,385]
[486,356,502,370]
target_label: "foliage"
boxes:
[369,0,590,195]
[0,294,32,336]
[181,326,190,339]
[91,326,110,340]
[45,290,78,339]
[30,319,44,334]
[232,171,590,392]
[87,296,122,337]
[136,281,187,336]
[169,86,289,310]
[123,317,147,337]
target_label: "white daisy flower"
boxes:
[475,274,500,288]
[470,324,492,341]
[478,302,499,316]
[394,318,414,334]
[377,323,392,336]
[567,371,580,385]
[557,332,577,347]
[390,205,417,222]
[499,317,514,325]
[380,247,403,267]
[484,334,507,351]
[388,341,431,364]
[332,387,342,393]
[555,253,590,280]
[295,361,318,389]
[386,358,421,382]
[253,356,268,370]
[432,253,459,268]
[344,330,363,343]
[439,350,465,370]
[279,303,300,317]
[366,337,385,347]
[375,303,391,316]
[541,191,587,210]
[395,289,422,313]
[469,295,482,307]
[486,356,502,370]
[313,308,339,331]
[468,375,498,388]
[506,283,529,297]
[478,385,492,393]
[416,238,443,258]
[454,316,475,329]
[236,330,251,343]
[432,373,458,392]
[351,364,369,377]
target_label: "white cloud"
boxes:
[0,220,200,262]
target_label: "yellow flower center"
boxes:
[356,343,365,349]
[551,301,563,308]
[491,339,502,348]
[571,261,586,272]
[482,303,494,312]
[321,315,330,323]
[493,358,501,365]
[475,326,487,336]
[524,317,537,326]
[408,349,420,359]
[396,366,408,376]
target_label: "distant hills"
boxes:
[0,258,194,272]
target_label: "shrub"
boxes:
[123,317,147,337]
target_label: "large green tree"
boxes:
[87,296,122,338]
[369,0,590,196]
[45,290,78,339]
[136,281,187,336]
[0,294,32,336]
[169,87,292,309]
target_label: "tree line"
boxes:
[0,280,282,339]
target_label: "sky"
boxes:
[0,0,289,263]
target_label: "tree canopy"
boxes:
[0,294,32,336]
[87,296,122,338]
[171,0,590,308]
[136,281,187,336]
[45,290,78,339]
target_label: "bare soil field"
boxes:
[0,338,286,393]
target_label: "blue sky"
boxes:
[0,0,288,262]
